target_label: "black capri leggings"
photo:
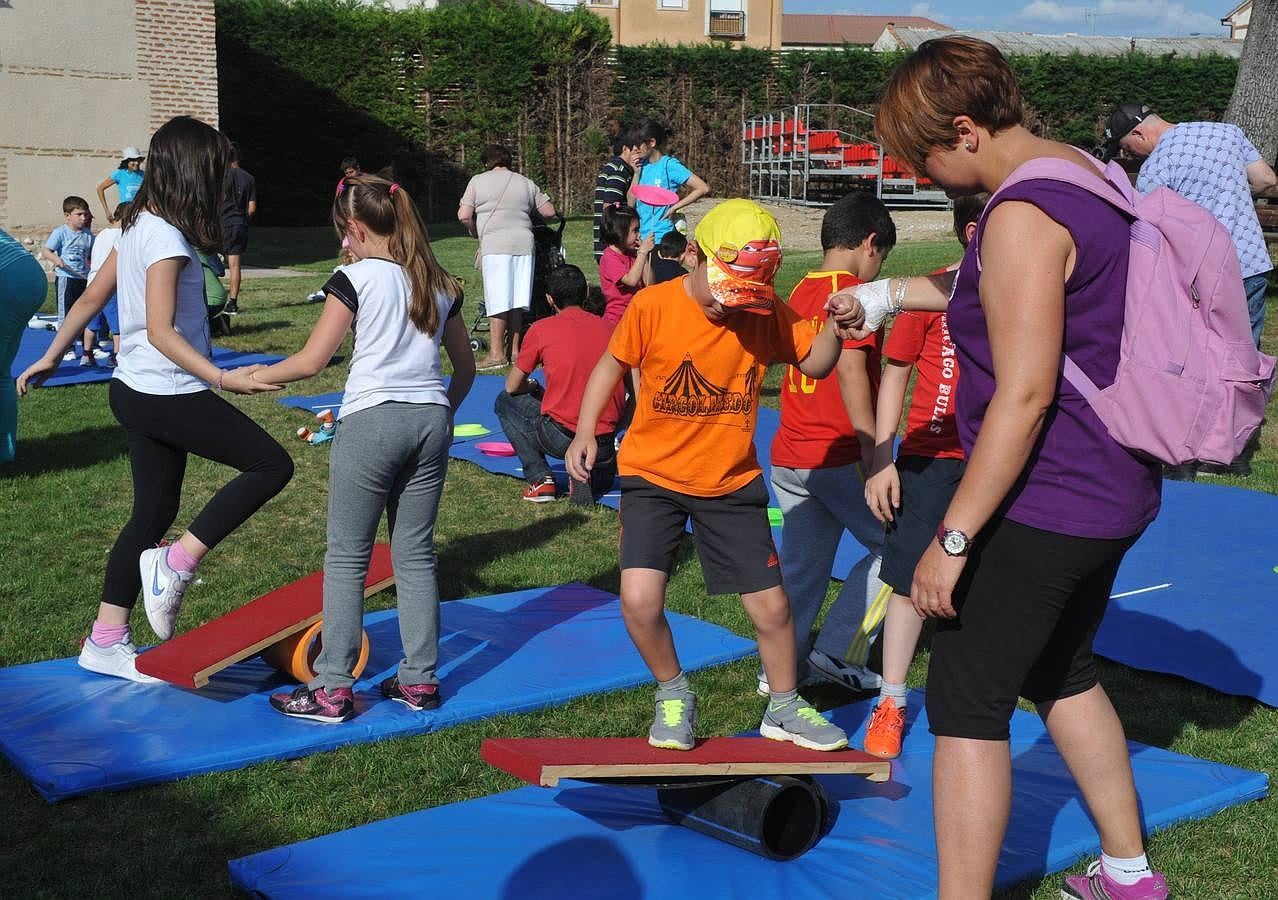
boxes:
[101,379,294,609]
[925,516,1140,741]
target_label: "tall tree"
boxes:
[1226,0,1278,162]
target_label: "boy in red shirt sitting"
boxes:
[567,199,863,752]
[495,265,626,505]
[769,192,896,697]
[860,193,986,759]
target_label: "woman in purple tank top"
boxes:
[833,37,1167,900]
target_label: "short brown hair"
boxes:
[875,36,1023,177]
[952,192,989,247]
[63,196,89,215]
[480,144,512,170]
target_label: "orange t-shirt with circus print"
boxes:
[608,275,818,497]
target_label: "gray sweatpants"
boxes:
[771,463,888,673]
[311,401,451,691]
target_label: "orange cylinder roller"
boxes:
[259,620,371,683]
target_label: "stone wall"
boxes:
[0,0,218,232]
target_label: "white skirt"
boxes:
[480,253,533,315]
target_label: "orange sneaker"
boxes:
[863,698,905,759]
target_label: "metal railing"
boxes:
[741,103,950,208]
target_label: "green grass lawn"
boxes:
[2,220,1275,897]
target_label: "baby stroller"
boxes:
[468,213,566,353]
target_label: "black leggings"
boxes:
[102,379,294,610]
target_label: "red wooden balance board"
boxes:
[482,736,891,860]
[482,736,891,786]
[135,544,396,688]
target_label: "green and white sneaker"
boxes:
[648,688,697,750]
[760,698,849,751]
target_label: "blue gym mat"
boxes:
[228,689,1267,898]
[0,583,754,802]
[1098,479,1278,706]
[10,328,284,388]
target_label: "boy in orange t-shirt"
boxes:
[769,193,896,698]
[860,193,986,760]
[567,199,861,752]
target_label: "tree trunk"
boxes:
[1225,0,1278,163]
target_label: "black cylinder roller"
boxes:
[656,775,830,860]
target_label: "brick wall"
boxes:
[136,0,219,130]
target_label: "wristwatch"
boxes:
[936,523,972,557]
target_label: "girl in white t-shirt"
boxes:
[18,116,292,683]
[254,174,475,723]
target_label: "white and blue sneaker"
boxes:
[140,546,192,641]
[807,649,881,693]
[78,638,163,684]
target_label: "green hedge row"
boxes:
[215,0,1239,224]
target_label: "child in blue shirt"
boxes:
[96,147,145,222]
[41,195,96,364]
[628,119,709,243]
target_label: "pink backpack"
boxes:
[984,153,1276,466]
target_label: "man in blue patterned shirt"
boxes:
[1104,102,1277,477]
[1103,102,1275,347]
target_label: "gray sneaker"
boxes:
[648,688,697,750]
[760,698,849,751]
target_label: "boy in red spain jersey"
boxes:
[566,199,864,752]
[768,193,897,697]
[861,193,987,759]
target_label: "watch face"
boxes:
[943,531,968,555]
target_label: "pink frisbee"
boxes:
[632,184,679,207]
[477,441,516,457]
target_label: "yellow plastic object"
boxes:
[260,620,370,682]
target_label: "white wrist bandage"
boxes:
[856,278,893,331]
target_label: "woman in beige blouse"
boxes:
[458,145,558,369]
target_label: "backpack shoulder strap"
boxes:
[975,150,1136,402]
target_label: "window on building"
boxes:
[707,0,745,37]
[658,0,687,8]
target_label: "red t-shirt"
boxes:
[771,271,882,470]
[883,310,964,459]
[599,245,640,327]
[516,306,625,435]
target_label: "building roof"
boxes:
[874,27,1242,58]
[781,14,951,47]
[1222,0,1251,24]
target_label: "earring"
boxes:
[964,142,973,151]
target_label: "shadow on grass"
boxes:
[5,426,126,477]
[222,319,292,338]
[438,509,595,598]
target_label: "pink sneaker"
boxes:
[1062,860,1170,900]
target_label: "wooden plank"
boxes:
[482,737,891,787]
[136,544,395,688]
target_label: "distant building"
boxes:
[781,14,951,49]
[556,0,783,48]
[0,0,219,230]
[873,27,1242,58]
[1222,1,1252,41]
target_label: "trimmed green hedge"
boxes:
[215,0,1239,224]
